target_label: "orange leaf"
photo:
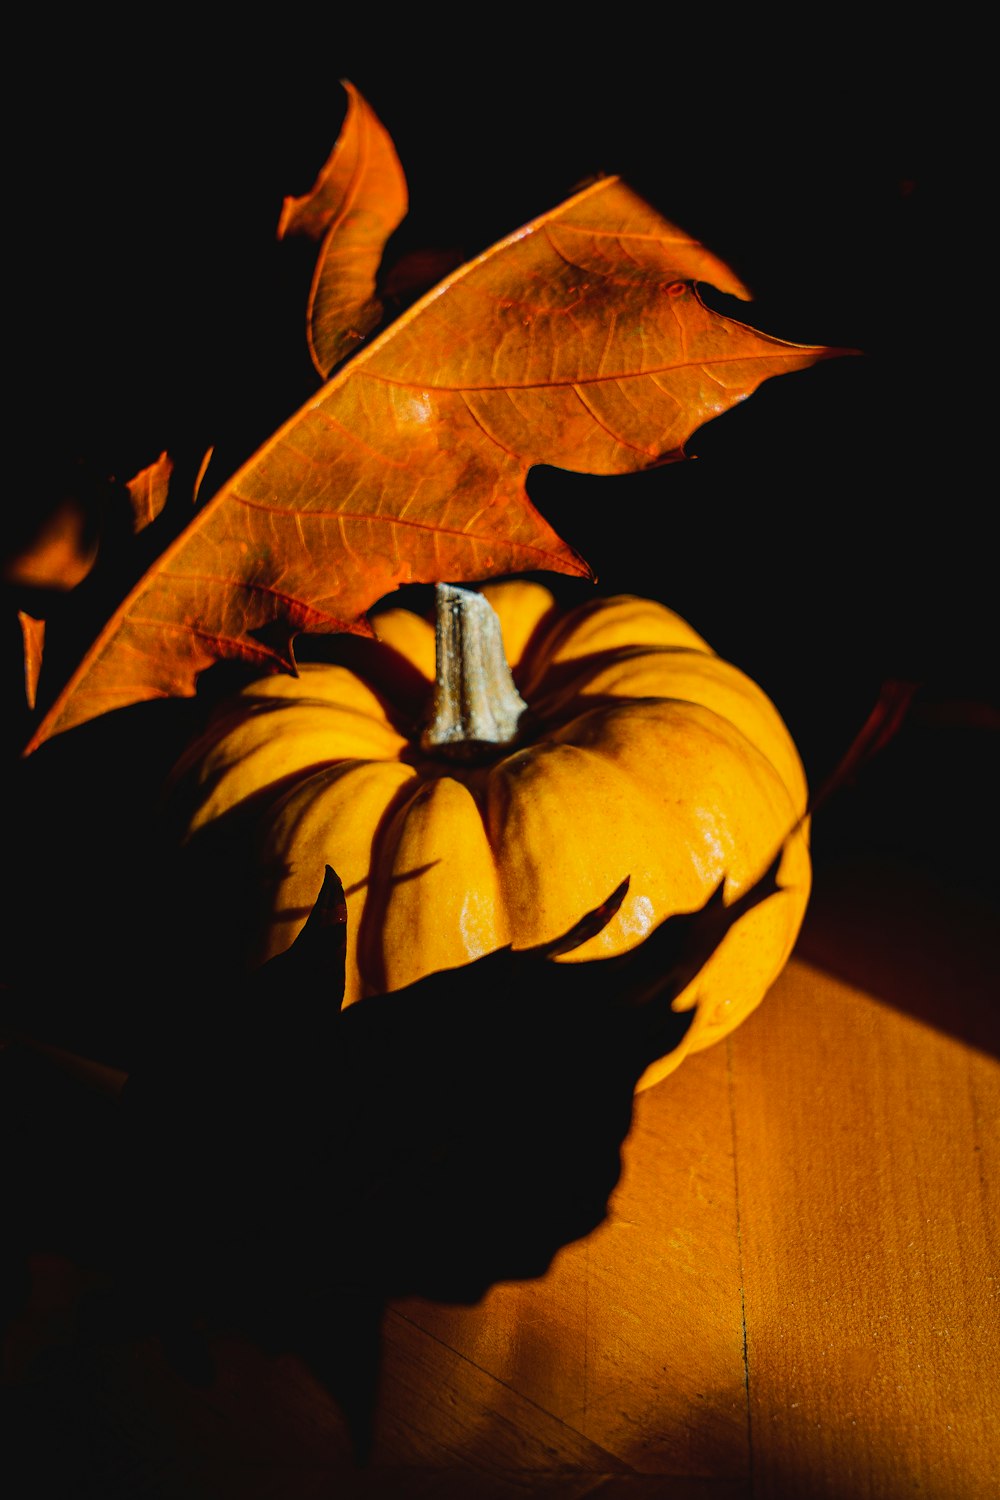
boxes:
[1,495,98,593]
[25,175,846,755]
[277,80,408,378]
[125,451,174,533]
[18,613,45,710]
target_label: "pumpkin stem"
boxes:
[420,584,529,761]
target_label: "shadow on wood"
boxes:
[3,853,790,1472]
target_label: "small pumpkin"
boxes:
[171,581,811,1090]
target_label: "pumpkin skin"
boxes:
[172,581,811,1090]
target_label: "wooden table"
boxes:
[4,846,996,1500]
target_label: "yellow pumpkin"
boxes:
[172,580,811,1090]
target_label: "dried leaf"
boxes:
[26,175,845,755]
[192,446,214,507]
[124,451,174,533]
[277,79,408,378]
[2,496,98,592]
[18,613,44,710]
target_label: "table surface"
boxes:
[3,845,997,1500]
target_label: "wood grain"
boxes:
[384,1041,748,1478]
[360,954,997,1498]
[730,960,999,1500]
[4,927,997,1498]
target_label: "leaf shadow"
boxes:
[2,855,784,1464]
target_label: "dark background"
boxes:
[2,27,994,981]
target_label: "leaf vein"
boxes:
[363,348,816,394]
[295,409,410,468]
[126,618,283,659]
[571,385,649,455]
[159,573,346,624]
[459,393,523,460]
